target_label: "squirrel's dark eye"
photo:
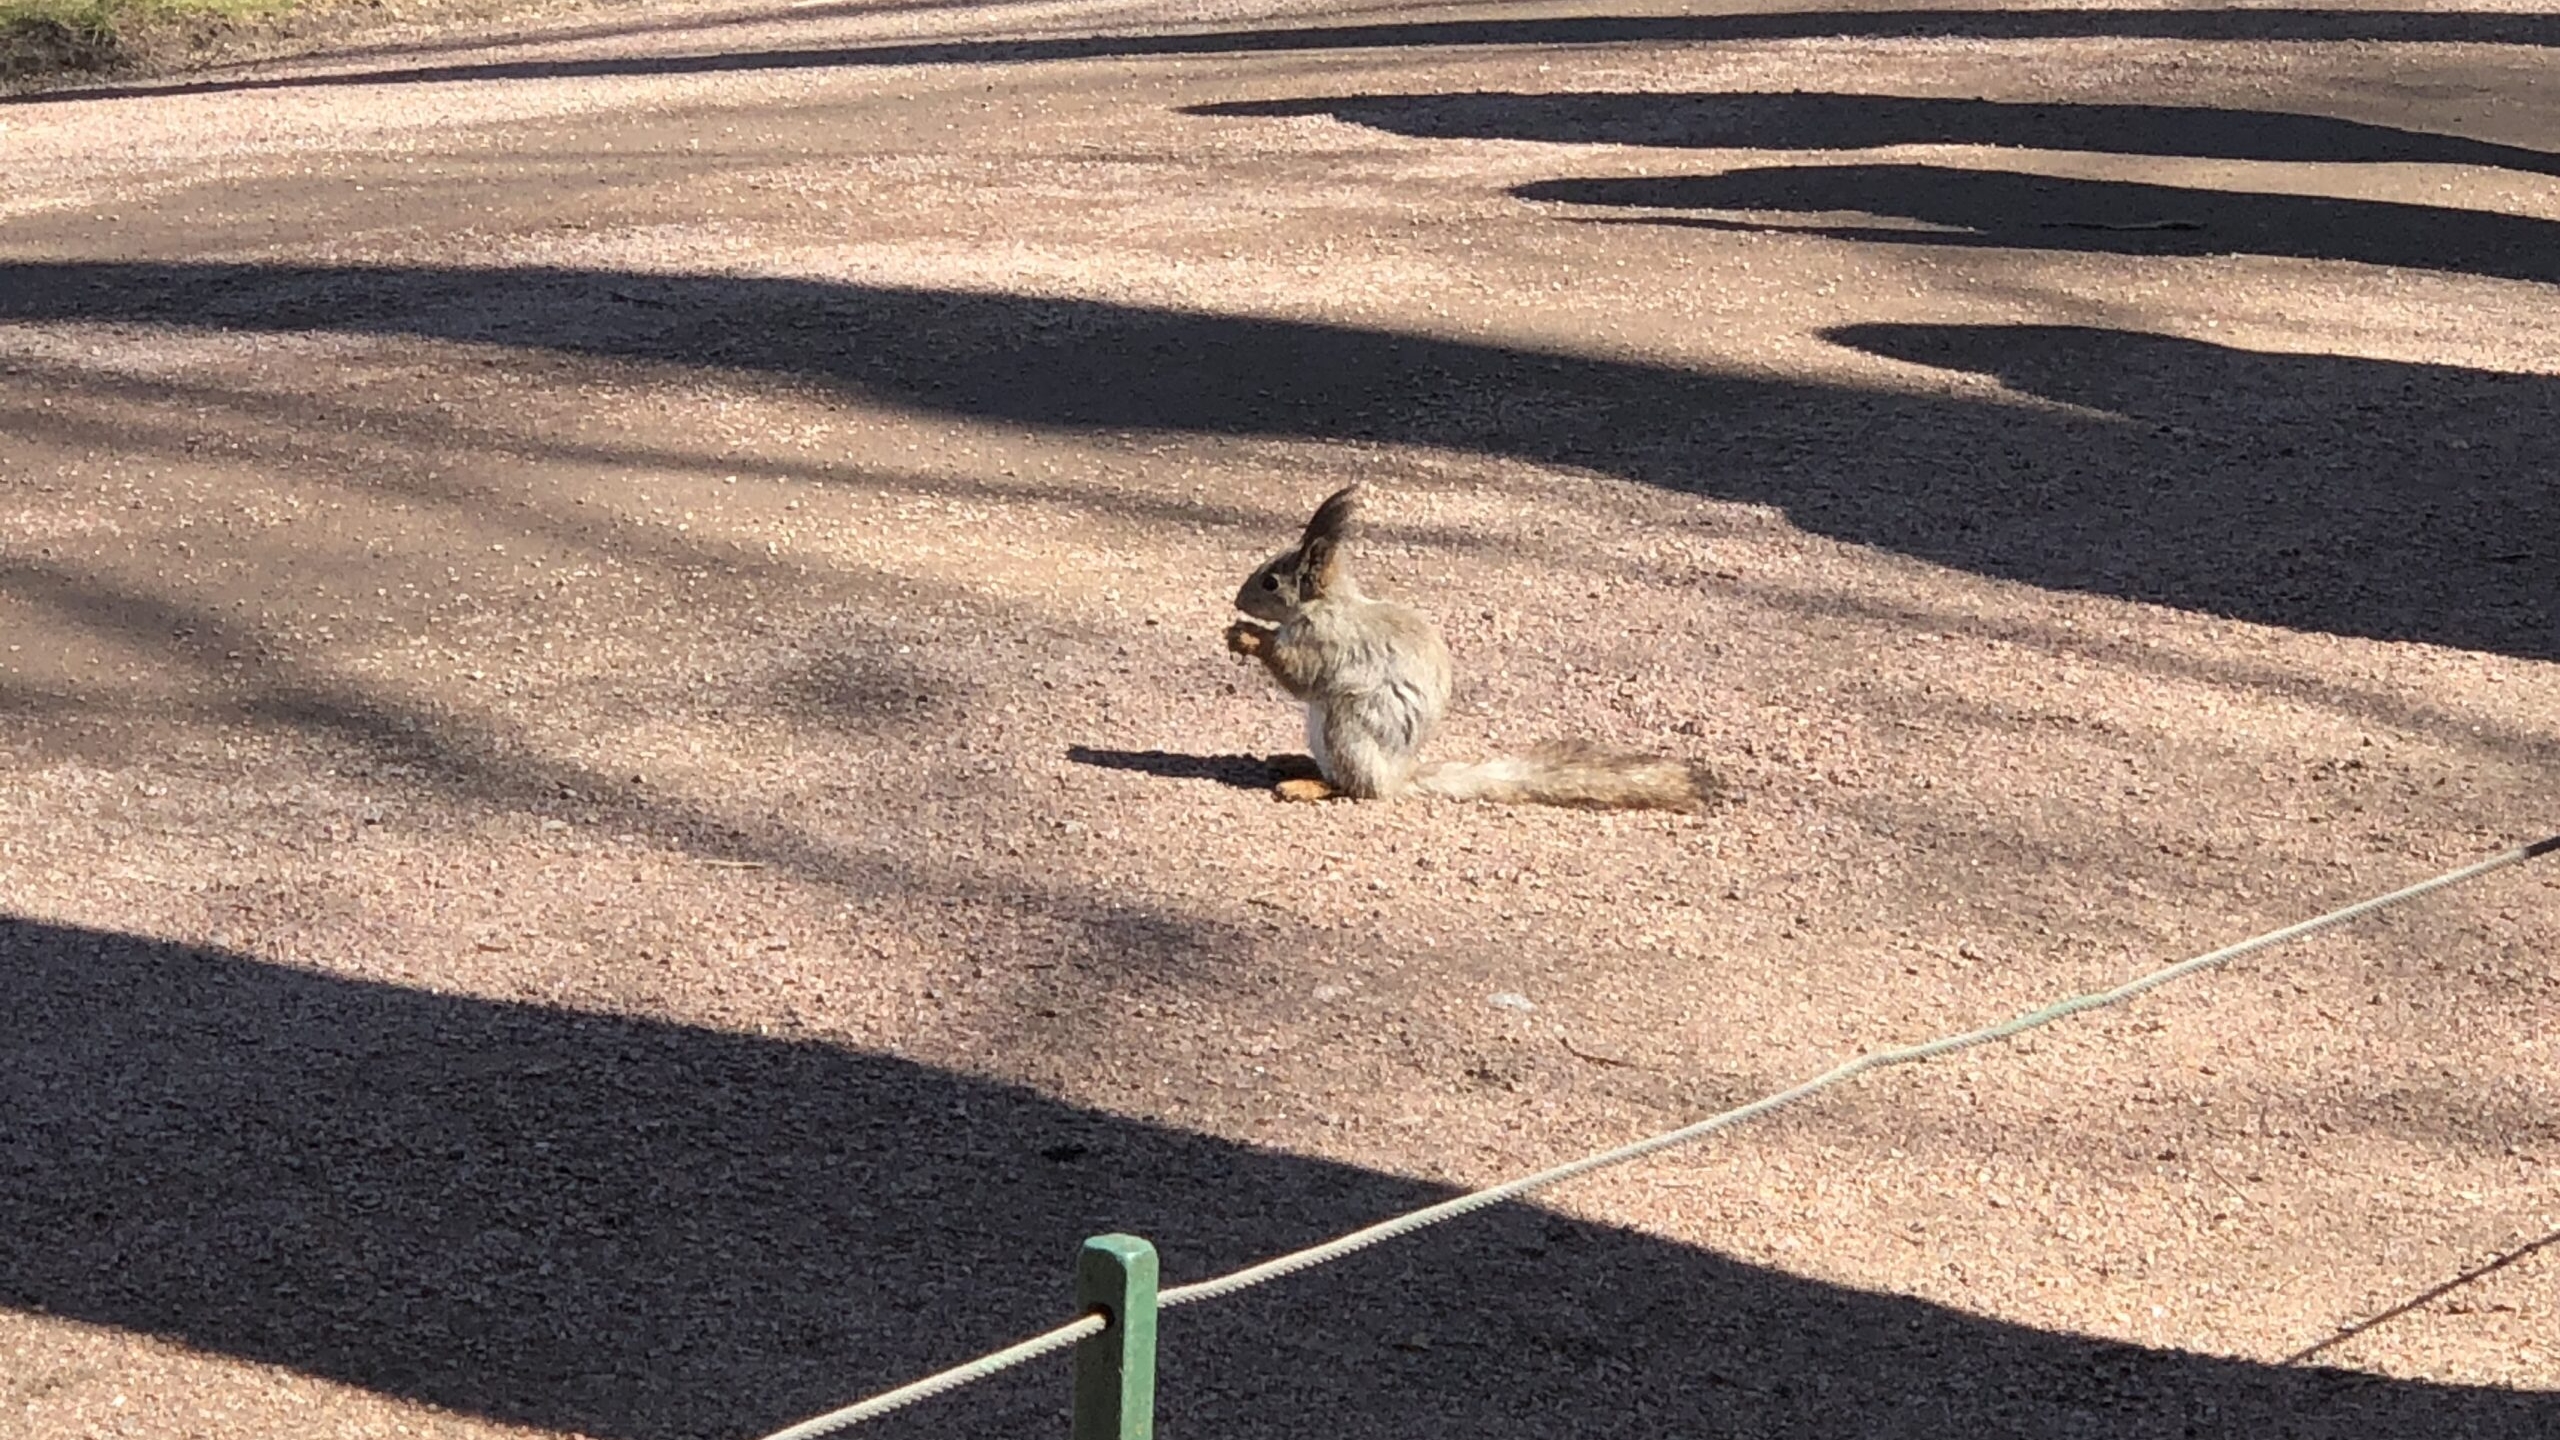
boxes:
[1261,574,1279,590]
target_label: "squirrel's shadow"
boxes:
[1065,746,1319,790]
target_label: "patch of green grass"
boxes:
[2,0,295,80]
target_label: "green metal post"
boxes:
[1071,1234,1159,1440]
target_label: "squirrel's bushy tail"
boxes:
[1414,740,1721,813]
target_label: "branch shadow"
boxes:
[0,259,2550,664]
[11,8,2559,103]
[8,916,2559,1440]
[1197,91,2560,177]
[0,351,1286,548]
[1516,163,2560,287]
[0,550,1281,1006]
[2283,1227,2560,1367]
[0,548,918,876]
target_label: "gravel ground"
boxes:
[2,3,2557,1438]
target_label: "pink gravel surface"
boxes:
[1,2,2556,1437]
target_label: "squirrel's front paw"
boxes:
[1224,620,1272,658]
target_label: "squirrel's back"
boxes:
[1286,597,1452,706]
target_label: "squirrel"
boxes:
[1224,484,1719,812]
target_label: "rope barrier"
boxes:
[754,831,2559,1437]
[1164,830,2557,1305]
[757,1314,1106,1440]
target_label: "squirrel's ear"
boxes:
[1299,485,1362,548]
[1294,485,1359,599]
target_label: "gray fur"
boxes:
[1226,486,1719,812]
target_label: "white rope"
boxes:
[1161,831,2556,1304]
[755,1314,1105,1440]
[754,831,2558,1433]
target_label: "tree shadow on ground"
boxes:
[6,915,2558,1440]
[1516,163,2560,287]
[9,8,2558,103]
[0,547,1279,1000]
[2283,1226,2560,1367]
[0,259,2550,663]
[1198,91,2560,177]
